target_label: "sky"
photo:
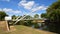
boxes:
[0,0,57,16]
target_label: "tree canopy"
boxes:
[34,14,39,18]
[41,0,60,33]
[12,15,16,20]
[0,11,8,21]
[24,15,32,19]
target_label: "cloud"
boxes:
[0,8,2,11]
[18,0,48,12]
[18,0,35,9]
[0,8,22,14]
[3,8,12,12]
[0,0,10,2]
[31,5,48,12]
[13,10,22,14]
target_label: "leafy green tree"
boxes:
[41,0,60,33]
[24,15,32,19]
[0,11,8,21]
[23,20,33,27]
[41,13,47,18]
[34,14,39,18]
[34,23,40,29]
[12,15,16,20]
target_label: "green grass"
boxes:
[0,25,56,34]
[10,25,41,34]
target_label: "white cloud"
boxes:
[0,8,22,14]
[18,0,35,9]
[3,8,12,12]
[0,8,2,11]
[14,10,22,14]
[18,0,48,12]
[0,0,10,2]
[31,5,48,12]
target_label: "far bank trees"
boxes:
[41,0,60,33]
[0,11,8,21]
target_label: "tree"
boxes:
[12,15,16,20]
[0,11,8,21]
[24,15,32,19]
[33,23,40,29]
[41,0,60,33]
[34,14,39,19]
[41,13,47,18]
[23,20,33,27]
[46,1,60,13]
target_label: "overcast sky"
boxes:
[0,0,57,16]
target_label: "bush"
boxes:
[33,23,40,29]
[23,20,33,27]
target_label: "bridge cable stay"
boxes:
[14,11,35,25]
[15,16,21,21]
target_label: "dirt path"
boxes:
[0,21,9,31]
[10,26,16,31]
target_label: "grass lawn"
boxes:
[0,25,56,34]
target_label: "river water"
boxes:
[31,23,47,30]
